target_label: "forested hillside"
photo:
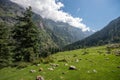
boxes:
[64,17,120,50]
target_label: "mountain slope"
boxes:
[64,17,120,50]
[0,0,58,53]
[0,0,93,48]
[44,19,93,46]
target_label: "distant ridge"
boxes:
[64,17,120,50]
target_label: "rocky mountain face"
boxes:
[44,19,93,46]
[64,17,120,50]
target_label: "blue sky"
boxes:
[60,0,120,31]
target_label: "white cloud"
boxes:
[10,0,90,32]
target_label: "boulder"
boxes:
[115,50,120,56]
[64,63,68,66]
[69,65,76,70]
[75,59,79,62]
[36,75,44,80]
[87,71,90,73]
[37,64,40,66]
[105,58,109,60]
[30,70,36,73]
[50,63,59,67]
[48,68,54,71]
[39,68,43,71]
[93,69,97,73]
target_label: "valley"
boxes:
[0,0,120,80]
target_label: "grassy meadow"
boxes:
[0,45,120,80]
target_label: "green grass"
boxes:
[0,45,120,80]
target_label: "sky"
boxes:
[60,0,120,31]
[11,0,120,31]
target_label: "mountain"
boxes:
[44,19,93,47]
[0,0,58,53]
[0,0,93,49]
[64,17,120,50]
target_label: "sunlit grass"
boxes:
[0,45,120,80]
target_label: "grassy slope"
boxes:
[0,45,120,80]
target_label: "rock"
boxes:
[114,50,120,56]
[50,63,59,67]
[60,76,64,79]
[87,71,90,73]
[39,68,43,71]
[37,64,40,66]
[75,59,79,62]
[93,69,97,73]
[69,65,76,70]
[36,75,44,80]
[105,58,109,60]
[48,68,54,71]
[30,69,36,73]
[64,63,68,66]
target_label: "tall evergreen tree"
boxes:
[0,22,12,68]
[12,7,40,62]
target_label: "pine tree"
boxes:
[0,22,12,68]
[12,7,40,62]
